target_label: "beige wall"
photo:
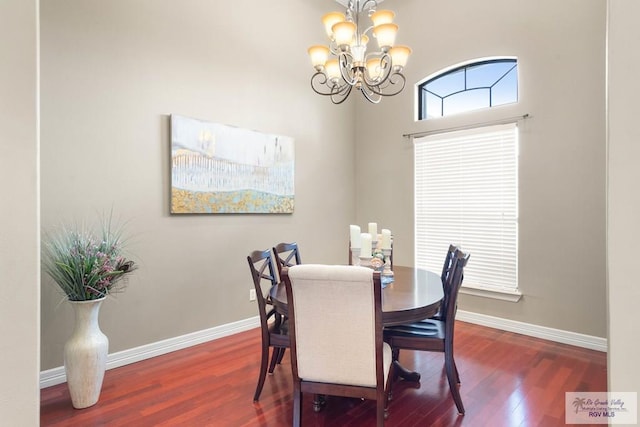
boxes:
[607,0,640,394]
[0,0,40,423]
[7,0,637,418]
[355,0,607,337]
[39,0,609,373]
[39,0,356,370]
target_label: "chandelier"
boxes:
[307,0,412,104]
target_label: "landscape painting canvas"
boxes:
[171,115,295,213]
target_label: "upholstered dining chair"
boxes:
[273,242,302,281]
[383,248,470,415]
[282,264,394,427]
[247,249,289,402]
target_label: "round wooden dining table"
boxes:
[269,265,444,327]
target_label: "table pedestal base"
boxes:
[393,360,421,382]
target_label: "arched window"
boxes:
[418,58,518,120]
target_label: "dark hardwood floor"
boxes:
[41,321,606,426]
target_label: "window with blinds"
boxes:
[414,122,518,294]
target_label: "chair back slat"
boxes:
[442,248,470,331]
[439,244,459,317]
[273,242,302,280]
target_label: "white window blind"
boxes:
[414,122,518,292]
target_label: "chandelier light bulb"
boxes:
[389,45,412,69]
[325,59,341,82]
[308,45,330,70]
[373,23,398,50]
[332,21,357,48]
[370,10,395,27]
[366,58,384,81]
[322,12,346,38]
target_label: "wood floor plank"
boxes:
[41,321,607,426]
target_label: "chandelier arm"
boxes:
[330,83,353,104]
[311,72,351,99]
[328,41,340,57]
[368,72,407,97]
[360,0,379,13]
[359,84,382,104]
[361,53,393,88]
[338,51,358,86]
[360,25,375,38]
[310,72,336,96]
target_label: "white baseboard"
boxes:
[456,310,608,352]
[41,311,607,389]
[40,316,260,389]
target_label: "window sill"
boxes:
[460,285,522,302]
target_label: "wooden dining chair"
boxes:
[273,242,302,280]
[432,244,459,321]
[247,249,289,402]
[383,248,470,414]
[282,264,394,427]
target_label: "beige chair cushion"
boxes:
[288,264,391,387]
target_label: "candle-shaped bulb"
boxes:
[381,229,392,249]
[368,222,378,239]
[360,233,372,258]
[350,225,361,248]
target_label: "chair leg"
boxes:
[268,347,281,374]
[292,383,302,427]
[391,348,401,382]
[444,348,464,414]
[384,362,394,417]
[387,348,400,401]
[376,393,385,427]
[276,347,287,364]
[253,342,269,402]
[453,359,461,385]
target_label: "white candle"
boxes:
[381,229,392,249]
[368,222,378,239]
[350,225,361,248]
[360,233,372,257]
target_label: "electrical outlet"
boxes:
[249,289,256,301]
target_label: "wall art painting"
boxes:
[171,115,295,214]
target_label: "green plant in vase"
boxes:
[42,214,137,301]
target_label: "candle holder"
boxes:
[371,240,379,252]
[382,248,394,278]
[359,255,373,268]
[350,247,361,266]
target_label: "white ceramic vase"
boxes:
[64,297,109,409]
